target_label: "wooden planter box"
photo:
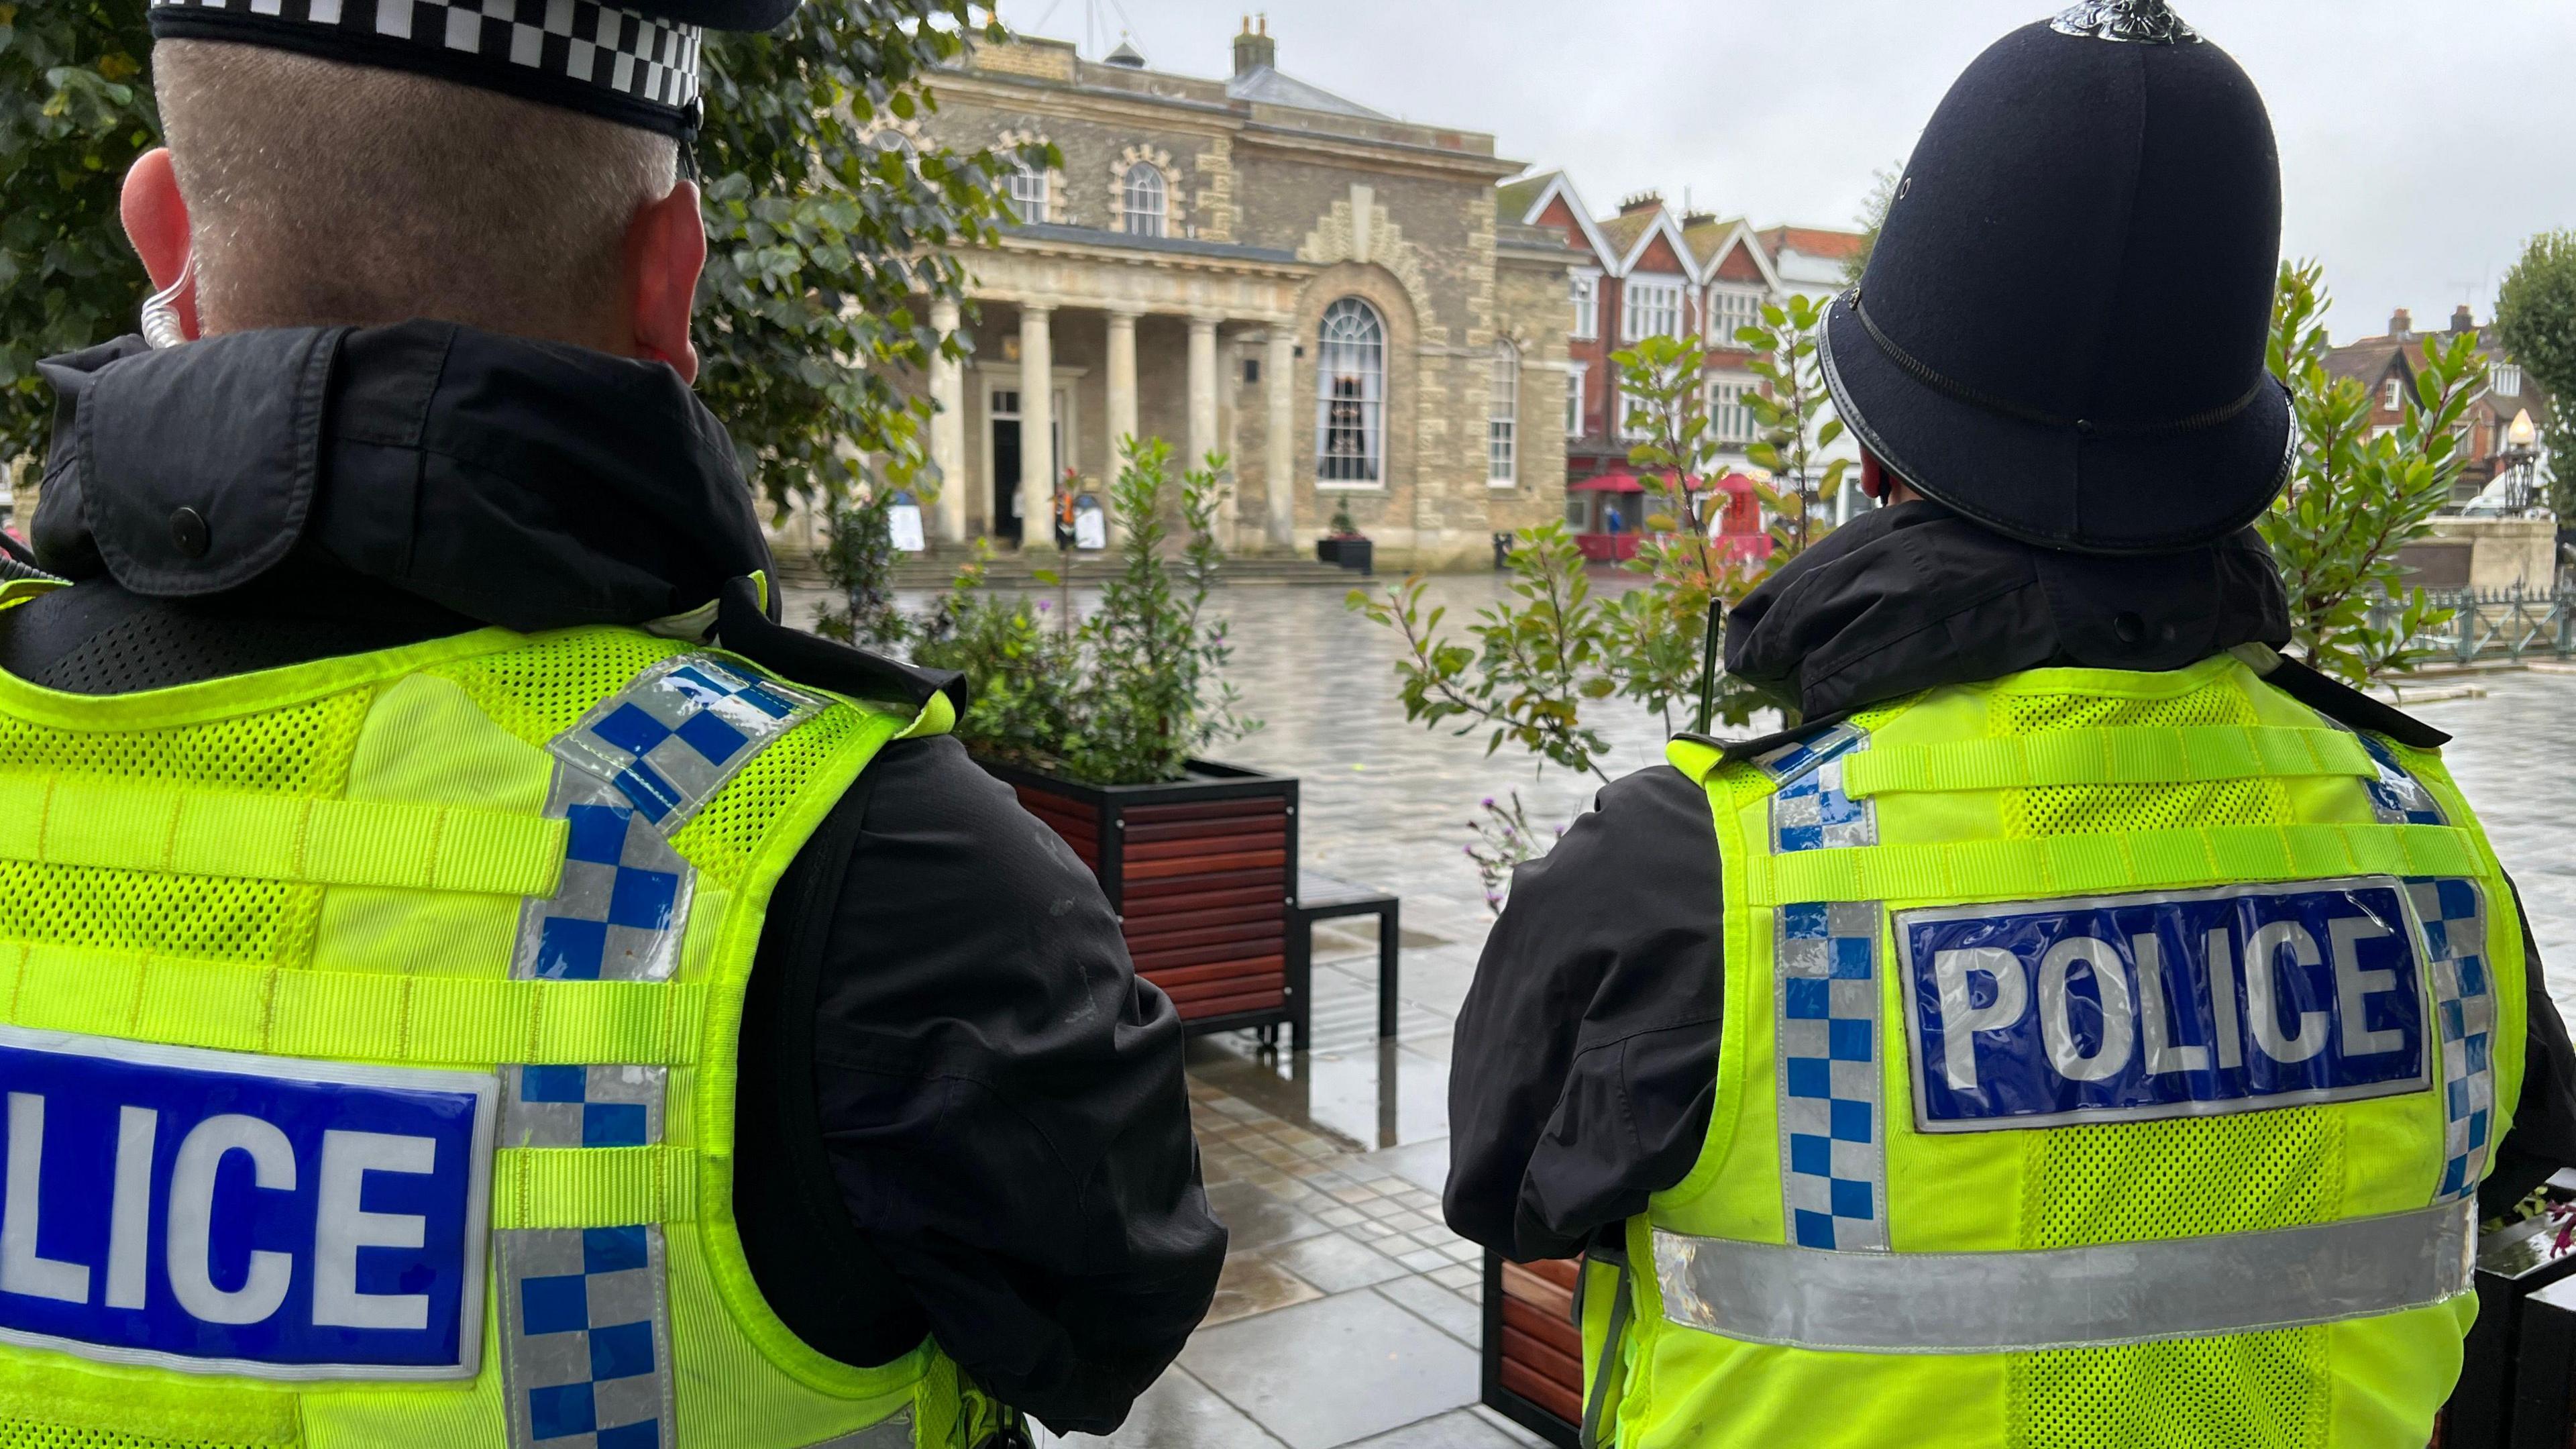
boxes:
[981,758,1304,1042]
[1485,1252,1583,1447]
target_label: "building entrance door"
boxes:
[989,389,1023,543]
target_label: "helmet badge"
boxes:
[2049,0,2202,44]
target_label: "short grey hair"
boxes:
[153,40,681,339]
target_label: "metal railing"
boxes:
[2371,587,2576,665]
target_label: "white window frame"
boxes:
[2493,364,2523,398]
[1707,286,1764,347]
[1570,271,1601,341]
[1120,164,1167,238]
[1624,275,1685,343]
[2383,378,2404,413]
[1008,162,1051,225]
[1708,375,1757,448]
[1317,297,1387,488]
[1488,341,1520,487]
[1565,362,1589,437]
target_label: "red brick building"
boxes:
[2327,305,2553,504]
[1495,174,1868,500]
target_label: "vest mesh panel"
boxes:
[669,702,871,890]
[1999,680,2336,1446]
[0,1425,277,1449]
[427,633,683,746]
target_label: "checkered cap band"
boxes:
[150,0,703,125]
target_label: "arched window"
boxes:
[1318,298,1386,485]
[1487,341,1519,485]
[1008,162,1050,225]
[1121,164,1167,238]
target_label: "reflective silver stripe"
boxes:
[1653,1200,2474,1354]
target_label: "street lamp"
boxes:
[2506,408,2540,514]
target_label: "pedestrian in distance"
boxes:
[1446,2,2576,1445]
[0,3,1224,1444]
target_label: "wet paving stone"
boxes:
[1179,1289,1481,1449]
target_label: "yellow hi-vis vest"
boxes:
[1579,650,2522,1449]
[0,621,1007,1449]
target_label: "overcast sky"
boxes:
[993,0,2575,343]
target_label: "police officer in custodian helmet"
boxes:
[0,1,1224,1444]
[1446,2,2576,1445]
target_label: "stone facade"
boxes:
[902,24,1575,570]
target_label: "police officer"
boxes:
[0,2,1222,1444]
[1448,3,2576,1446]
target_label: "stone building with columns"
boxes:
[900,20,1576,570]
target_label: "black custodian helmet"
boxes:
[1821,0,2291,555]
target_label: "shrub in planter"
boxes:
[1316,497,1373,572]
[888,442,1296,1029]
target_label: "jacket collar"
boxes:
[34,323,774,633]
[1723,498,2292,722]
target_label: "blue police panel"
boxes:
[0,1029,494,1379]
[1899,878,2432,1131]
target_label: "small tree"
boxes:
[1352,295,1850,790]
[2494,229,2576,515]
[2263,260,2483,684]
[906,439,1258,786]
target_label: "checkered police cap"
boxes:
[148,0,800,139]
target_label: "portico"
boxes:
[928,228,1311,549]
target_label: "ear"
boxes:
[625,180,706,385]
[1859,447,1888,501]
[120,148,201,339]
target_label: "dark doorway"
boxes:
[989,389,1023,544]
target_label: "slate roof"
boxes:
[1225,64,1389,120]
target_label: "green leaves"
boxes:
[885,439,1258,786]
[694,1,1040,518]
[0,0,159,469]
[2261,259,2479,684]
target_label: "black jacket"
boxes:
[9,324,1225,1434]
[1448,500,2576,1262]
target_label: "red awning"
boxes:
[1570,472,1647,495]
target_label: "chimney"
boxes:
[1682,210,1717,229]
[2390,307,2414,339]
[2451,305,2475,335]
[1619,190,1664,216]
[1233,15,1275,76]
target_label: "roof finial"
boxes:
[2049,0,2201,44]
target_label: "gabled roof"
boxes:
[1758,225,1868,261]
[1687,217,1782,292]
[1226,64,1388,120]
[1597,203,1699,281]
[1503,171,1617,270]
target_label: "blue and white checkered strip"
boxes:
[554,657,819,829]
[500,1224,673,1449]
[2355,733,2449,826]
[1760,725,1888,1252]
[494,655,813,1449]
[2413,877,2496,1201]
[150,0,705,113]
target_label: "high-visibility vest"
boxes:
[1582,650,2521,1449]
[0,621,1006,1448]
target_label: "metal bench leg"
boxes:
[1286,914,1313,1055]
[1378,902,1400,1040]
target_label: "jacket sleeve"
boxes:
[1444,763,1728,1263]
[806,737,1226,1435]
[2485,876,2576,1217]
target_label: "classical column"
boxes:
[1106,309,1140,477]
[1017,303,1055,541]
[1186,315,1221,476]
[928,298,967,543]
[1265,326,1297,549]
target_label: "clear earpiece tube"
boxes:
[140,256,193,350]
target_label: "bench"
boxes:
[1269,871,1401,1052]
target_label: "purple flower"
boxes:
[1035,599,1053,612]
[1481,796,1496,809]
